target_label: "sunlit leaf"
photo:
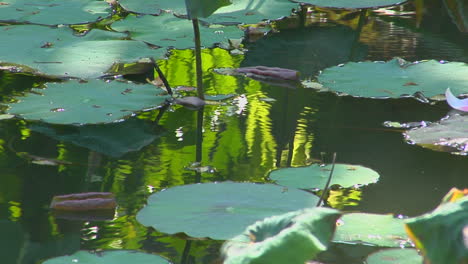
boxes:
[317,58,468,99]
[0,25,165,78]
[404,113,468,155]
[42,250,171,264]
[222,208,341,264]
[136,182,319,240]
[111,14,243,49]
[294,0,408,9]
[0,0,111,25]
[333,213,413,248]
[405,196,468,264]
[7,80,169,125]
[268,163,379,189]
[365,248,423,264]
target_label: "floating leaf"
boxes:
[30,118,160,157]
[294,0,408,9]
[222,208,341,264]
[111,14,244,49]
[333,213,413,247]
[42,250,171,264]
[404,113,468,155]
[446,88,468,111]
[7,80,169,125]
[405,195,468,264]
[118,0,298,24]
[0,0,111,25]
[365,248,423,264]
[268,163,379,189]
[0,25,165,78]
[136,182,319,240]
[317,58,468,99]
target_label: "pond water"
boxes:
[0,1,467,264]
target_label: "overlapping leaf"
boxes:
[365,249,423,264]
[42,250,171,264]
[0,25,165,78]
[111,14,243,49]
[0,0,111,25]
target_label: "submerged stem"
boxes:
[316,152,336,207]
[192,18,205,100]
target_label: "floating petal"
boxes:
[446,88,468,112]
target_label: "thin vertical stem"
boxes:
[192,18,205,100]
[151,57,172,96]
[316,152,337,207]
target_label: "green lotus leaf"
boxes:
[268,163,379,189]
[30,118,161,157]
[405,196,468,264]
[365,249,423,264]
[404,114,468,155]
[333,213,413,248]
[0,0,111,25]
[42,250,171,264]
[222,208,341,264]
[118,0,298,24]
[111,14,244,49]
[242,25,368,78]
[185,0,232,19]
[0,25,165,79]
[317,58,468,99]
[6,80,169,125]
[136,182,319,240]
[294,0,408,9]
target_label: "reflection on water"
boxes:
[0,2,468,264]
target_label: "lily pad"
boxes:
[0,0,111,25]
[42,250,170,264]
[222,208,341,264]
[405,196,468,264]
[7,79,169,125]
[365,248,423,264]
[295,0,408,9]
[136,182,319,240]
[0,25,165,78]
[111,14,244,49]
[268,163,379,189]
[318,58,468,99]
[404,113,468,155]
[333,213,413,248]
[30,118,160,157]
[118,0,298,24]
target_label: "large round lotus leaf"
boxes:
[30,118,160,157]
[318,58,468,99]
[118,0,297,24]
[42,250,170,264]
[333,213,413,248]
[222,208,341,264]
[136,182,319,240]
[0,0,110,25]
[295,0,407,9]
[365,249,422,264]
[241,25,367,78]
[268,163,379,189]
[0,25,165,79]
[7,80,169,125]
[405,114,468,155]
[405,196,468,264]
[111,14,243,49]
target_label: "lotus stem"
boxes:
[316,152,336,207]
[192,18,205,100]
[150,57,173,96]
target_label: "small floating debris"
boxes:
[50,192,116,221]
[174,96,206,110]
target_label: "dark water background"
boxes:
[0,1,467,263]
